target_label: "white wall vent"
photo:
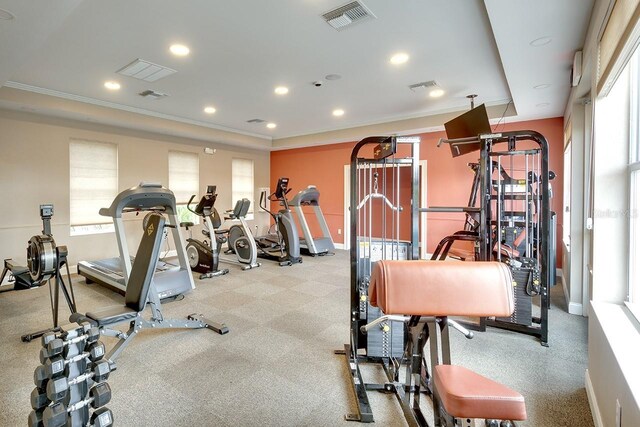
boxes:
[117,59,176,82]
[138,90,168,100]
[322,1,376,30]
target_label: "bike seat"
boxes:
[180,222,194,228]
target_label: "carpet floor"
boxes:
[0,250,592,426]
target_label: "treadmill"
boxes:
[77,182,195,299]
[289,185,335,255]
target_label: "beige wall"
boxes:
[0,109,270,267]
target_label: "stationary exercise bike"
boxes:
[181,186,230,279]
[218,198,261,270]
[255,177,302,266]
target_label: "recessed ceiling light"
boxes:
[0,8,15,20]
[536,102,550,108]
[530,37,552,47]
[274,86,289,95]
[204,106,216,114]
[325,74,342,81]
[390,52,409,65]
[429,88,445,98]
[170,44,190,56]
[266,123,277,129]
[333,109,345,117]
[104,81,121,90]
[534,84,551,90]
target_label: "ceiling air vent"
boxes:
[409,80,438,93]
[117,59,176,82]
[138,90,168,100]
[247,119,266,124]
[322,1,376,31]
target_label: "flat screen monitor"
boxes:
[444,104,492,157]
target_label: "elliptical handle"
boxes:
[186,194,197,214]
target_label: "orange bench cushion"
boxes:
[434,365,527,421]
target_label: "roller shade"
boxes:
[598,0,640,95]
[168,151,199,204]
[69,139,118,226]
[232,158,254,212]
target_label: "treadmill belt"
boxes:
[91,257,177,276]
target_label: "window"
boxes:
[629,48,640,307]
[232,158,254,217]
[563,140,572,248]
[168,151,199,224]
[69,139,118,235]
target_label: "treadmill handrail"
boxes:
[99,183,178,218]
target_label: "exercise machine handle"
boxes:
[186,194,197,214]
[447,319,474,339]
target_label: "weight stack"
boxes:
[366,305,404,358]
[497,267,532,326]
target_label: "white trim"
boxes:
[4,81,271,141]
[334,243,345,250]
[585,369,604,427]
[343,165,351,251]
[568,302,584,315]
[556,267,563,278]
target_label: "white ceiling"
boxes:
[0,0,594,146]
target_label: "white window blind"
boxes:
[69,139,118,226]
[232,158,254,212]
[168,151,199,204]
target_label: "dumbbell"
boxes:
[47,360,111,402]
[89,407,114,427]
[43,383,111,427]
[30,387,49,410]
[42,327,100,360]
[44,342,105,378]
[28,408,44,427]
[41,322,91,348]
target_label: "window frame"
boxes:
[168,150,200,225]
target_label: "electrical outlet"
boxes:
[338,228,342,235]
[616,399,622,427]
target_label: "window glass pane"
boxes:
[631,170,640,303]
[69,140,118,226]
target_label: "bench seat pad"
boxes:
[86,306,138,327]
[369,260,514,317]
[434,365,527,421]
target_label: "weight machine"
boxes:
[336,135,421,423]
[430,104,554,346]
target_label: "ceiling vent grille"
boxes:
[409,80,438,92]
[139,90,168,100]
[247,119,266,124]
[117,59,176,82]
[322,1,376,30]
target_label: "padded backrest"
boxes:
[125,213,165,312]
[369,260,514,317]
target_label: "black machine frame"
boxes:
[436,130,553,346]
[337,135,421,423]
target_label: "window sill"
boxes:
[625,301,640,326]
[70,223,115,236]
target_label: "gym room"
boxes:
[0,0,638,426]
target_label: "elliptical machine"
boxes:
[181,186,230,279]
[255,177,302,267]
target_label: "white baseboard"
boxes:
[334,243,345,250]
[585,369,604,427]
[556,267,562,278]
[568,302,584,315]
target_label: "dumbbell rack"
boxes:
[29,322,114,427]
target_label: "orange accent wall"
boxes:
[271,117,564,267]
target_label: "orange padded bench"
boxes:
[369,260,527,423]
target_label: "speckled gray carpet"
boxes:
[0,250,592,426]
